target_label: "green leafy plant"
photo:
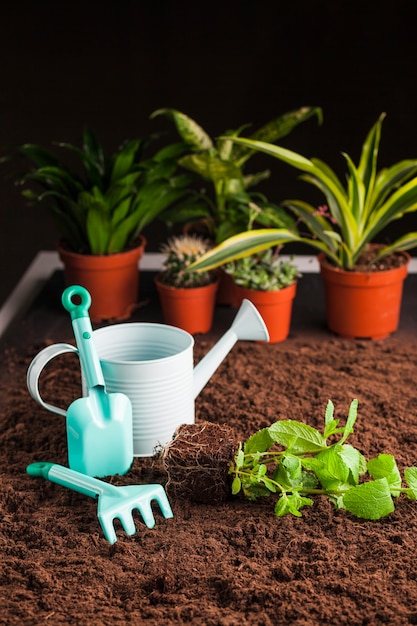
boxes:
[224,247,300,291]
[158,233,217,288]
[151,106,322,243]
[188,113,417,273]
[13,128,199,255]
[231,399,417,519]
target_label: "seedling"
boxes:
[230,399,417,519]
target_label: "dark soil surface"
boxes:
[2,272,417,625]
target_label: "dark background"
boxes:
[1,0,417,306]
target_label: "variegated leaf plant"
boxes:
[189,113,417,272]
[150,106,322,243]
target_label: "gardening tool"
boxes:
[61,285,133,477]
[27,462,173,545]
[27,298,269,457]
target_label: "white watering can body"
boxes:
[27,299,269,457]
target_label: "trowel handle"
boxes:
[27,462,121,499]
[62,286,105,390]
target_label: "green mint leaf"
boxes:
[324,399,335,427]
[339,399,358,445]
[281,454,302,480]
[234,446,245,471]
[299,471,319,490]
[324,419,341,439]
[256,464,267,478]
[367,454,402,494]
[274,494,290,517]
[339,444,366,485]
[260,476,278,493]
[242,482,270,500]
[342,478,395,519]
[404,467,417,499]
[244,428,275,455]
[268,420,326,453]
[273,455,303,489]
[275,492,313,517]
[231,476,241,495]
[314,445,350,487]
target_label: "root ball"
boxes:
[162,421,240,504]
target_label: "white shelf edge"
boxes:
[1,251,416,340]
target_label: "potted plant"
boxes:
[223,247,300,343]
[151,106,322,243]
[155,233,219,334]
[11,128,197,321]
[151,106,321,304]
[188,113,417,339]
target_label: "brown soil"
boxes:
[2,330,417,624]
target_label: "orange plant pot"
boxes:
[318,252,410,340]
[233,282,297,343]
[58,236,146,323]
[155,277,219,335]
[215,269,239,307]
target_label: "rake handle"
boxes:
[26,462,123,499]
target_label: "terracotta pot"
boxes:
[155,276,219,335]
[58,236,146,323]
[233,282,297,343]
[215,269,239,307]
[318,251,410,340]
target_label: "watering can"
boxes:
[27,297,269,457]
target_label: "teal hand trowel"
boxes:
[61,285,133,477]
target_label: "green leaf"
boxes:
[342,478,395,519]
[110,139,142,183]
[151,108,213,151]
[86,207,110,255]
[339,445,366,485]
[188,228,303,272]
[313,445,350,489]
[234,106,323,165]
[234,446,245,470]
[367,454,402,494]
[243,427,275,455]
[274,492,313,517]
[268,420,327,453]
[231,476,242,495]
[404,467,417,499]
[339,399,358,445]
[324,399,335,428]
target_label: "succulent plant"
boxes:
[158,234,217,288]
[224,248,300,291]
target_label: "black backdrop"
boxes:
[1,0,417,304]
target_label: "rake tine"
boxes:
[117,511,137,537]
[136,486,174,528]
[97,512,118,545]
[136,503,156,529]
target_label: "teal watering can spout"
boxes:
[193,299,269,398]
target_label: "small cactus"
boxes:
[159,234,216,288]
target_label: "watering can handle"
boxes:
[27,342,79,416]
[61,286,105,390]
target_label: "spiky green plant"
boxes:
[151,106,322,243]
[13,128,199,255]
[188,113,417,272]
[158,234,216,288]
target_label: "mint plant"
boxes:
[230,400,417,519]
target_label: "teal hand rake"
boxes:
[27,462,174,544]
